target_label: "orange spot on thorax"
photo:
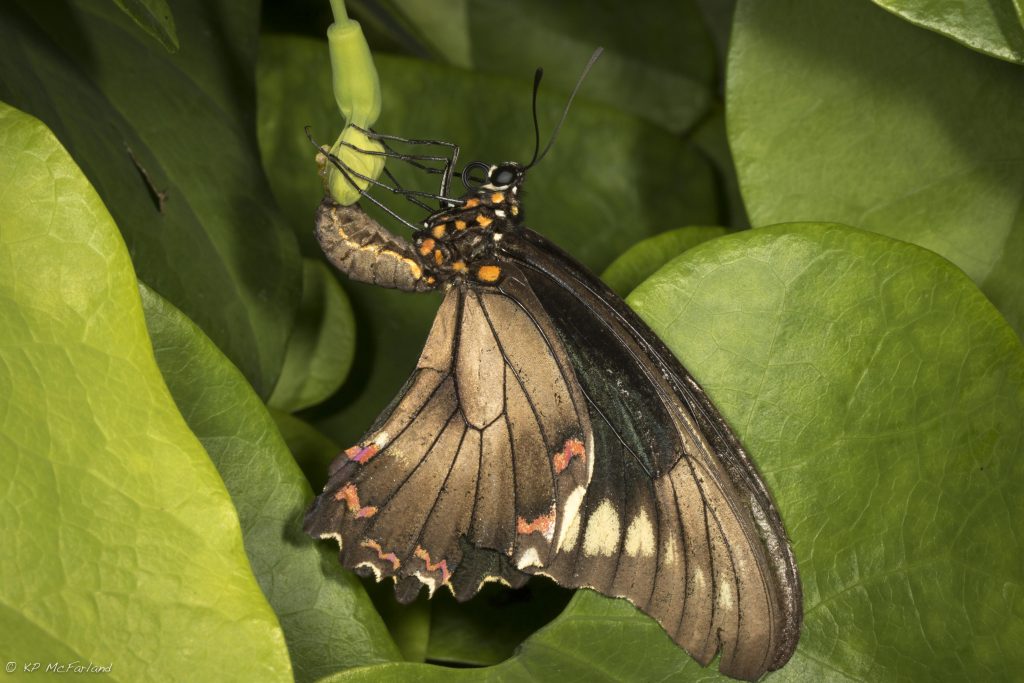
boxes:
[477,265,501,282]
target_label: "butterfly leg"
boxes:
[350,123,462,198]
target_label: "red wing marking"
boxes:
[414,546,451,584]
[334,483,378,518]
[552,438,586,474]
[517,511,555,539]
[345,443,379,464]
[361,540,401,569]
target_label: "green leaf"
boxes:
[691,108,749,229]
[601,226,727,296]
[361,583,432,663]
[270,408,342,492]
[425,580,573,667]
[258,35,717,447]
[373,0,717,132]
[111,0,179,52]
[320,223,1024,681]
[727,0,1024,337]
[0,101,291,681]
[694,0,738,68]
[871,0,1024,64]
[139,284,400,681]
[0,0,301,398]
[270,259,357,412]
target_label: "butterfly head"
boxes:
[480,162,525,192]
[461,160,526,198]
[450,160,526,225]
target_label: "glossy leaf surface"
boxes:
[728,0,1024,336]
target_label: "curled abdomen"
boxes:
[315,198,436,292]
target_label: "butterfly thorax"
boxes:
[411,163,525,287]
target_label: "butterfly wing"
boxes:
[305,210,800,679]
[304,269,593,602]
[497,228,802,681]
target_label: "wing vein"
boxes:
[375,369,452,452]
[410,424,468,566]
[645,477,663,609]
[667,477,691,638]
[362,405,461,542]
[492,280,590,441]
[477,290,558,454]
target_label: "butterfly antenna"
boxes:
[525,46,603,170]
[527,68,544,167]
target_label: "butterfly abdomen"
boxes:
[315,198,437,291]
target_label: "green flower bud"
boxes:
[324,125,385,205]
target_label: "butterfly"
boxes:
[304,55,802,682]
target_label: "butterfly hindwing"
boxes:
[304,268,592,601]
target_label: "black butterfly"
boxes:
[304,59,801,682]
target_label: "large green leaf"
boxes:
[871,0,1024,64]
[691,108,749,229]
[321,223,1024,681]
[368,0,717,132]
[139,284,400,681]
[727,0,1024,336]
[271,408,342,491]
[0,0,301,398]
[258,36,717,447]
[602,225,727,296]
[694,0,738,68]
[269,259,357,412]
[0,102,291,681]
[361,583,432,663]
[111,0,179,52]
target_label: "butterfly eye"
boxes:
[490,165,518,187]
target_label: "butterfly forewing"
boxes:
[498,228,801,680]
